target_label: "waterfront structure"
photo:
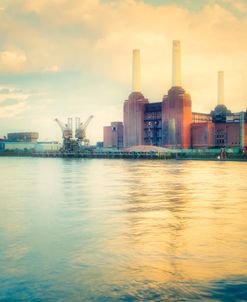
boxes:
[192,112,212,123]
[212,111,247,148]
[103,122,123,149]
[123,49,148,147]
[7,132,39,143]
[162,41,192,149]
[144,102,162,146]
[0,141,61,152]
[111,122,124,149]
[103,41,247,150]
[35,142,62,152]
[123,92,148,147]
[191,122,215,148]
[96,141,104,148]
[55,116,93,152]
[162,89,192,149]
[1,132,61,152]
[103,126,112,148]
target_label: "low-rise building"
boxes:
[103,122,123,149]
[191,122,215,148]
[7,132,39,143]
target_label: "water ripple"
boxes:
[0,158,247,301]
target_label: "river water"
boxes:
[0,157,247,301]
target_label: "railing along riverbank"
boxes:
[1,150,247,161]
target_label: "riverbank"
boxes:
[1,150,247,161]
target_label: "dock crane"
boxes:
[54,118,74,152]
[55,115,94,152]
[75,115,94,145]
[54,118,73,139]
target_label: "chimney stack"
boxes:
[218,71,224,105]
[172,40,182,87]
[132,49,141,92]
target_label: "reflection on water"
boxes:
[0,158,247,301]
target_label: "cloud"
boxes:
[0,88,11,94]
[43,65,60,73]
[222,0,247,13]
[0,51,27,72]
[0,88,49,119]
[0,87,24,94]
[0,98,23,107]
[0,99,28,118]
[1,0,247,141]
[0,86,29,104]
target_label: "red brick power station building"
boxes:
[104,41,247,150]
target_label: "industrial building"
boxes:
[0,132,62,152]
[0,115,94,154]
[0,141,62,152]
[55,115,93,152]
[7,132,39,143]
[104,41,247,150]
[144,102,162,146]
[103,122,123,149]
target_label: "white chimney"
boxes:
[172,40,182,87]
[132,49,141,92]
[218,71,224,105]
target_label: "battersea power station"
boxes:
[103,41,247,150]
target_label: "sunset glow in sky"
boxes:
[0,0,247,142]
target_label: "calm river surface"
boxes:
[0,157,247,301]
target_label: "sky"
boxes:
[0,0,247,143]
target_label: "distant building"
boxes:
[144,102,162,146]
[96,142,104,148]
[1,142,36,151]
[162,87,192,149]
[123,41,193,149]
[7,132,39,143]
[103,122,123,148]
[192,112,212,123]
[123,92,148,147]
[161,41,192,149]
[103,126,112,148]
[191,122,215,148]
[104,41,247,150]
[36,142,61,152]
[111,122,124,149]
[0,140,5,151]
[0,140,62,152]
